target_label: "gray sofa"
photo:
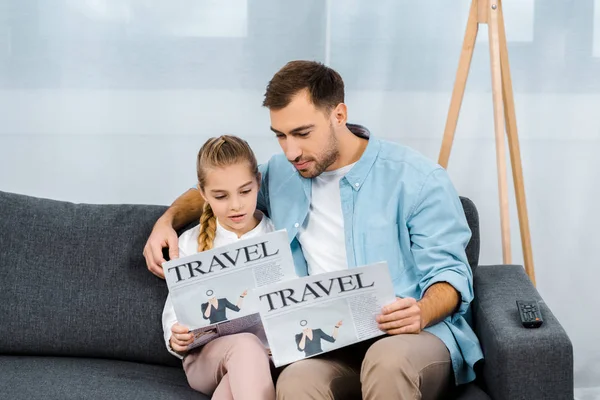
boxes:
[0,190,573,399]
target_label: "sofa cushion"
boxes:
[0,356,208,400]
[453,382,491,400]
[0,190,178,367]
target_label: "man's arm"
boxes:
[409,168,474,316]
[377,167,473,334]
[377,285,460,335]
[143,188,204,279]
[165,189,205,230]
[418,282,460,328]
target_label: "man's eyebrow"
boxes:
[270,124,315,136]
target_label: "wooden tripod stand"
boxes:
[438,0,536,285]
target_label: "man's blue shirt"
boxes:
[256,134,484,385]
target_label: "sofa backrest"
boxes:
[0,190,180,367]
[0,190,480,366]
[460,196,480,274]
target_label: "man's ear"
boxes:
[332,103,347,126]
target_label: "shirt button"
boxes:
[294,223,299,228]
[355,183,360,187]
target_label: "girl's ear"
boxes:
[197,184,208,202]
[256,172,262,191]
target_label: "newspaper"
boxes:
[162,229,296,350]
[254,262,397,367]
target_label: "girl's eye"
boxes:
[240,190,251,195]
[214,195,226,200]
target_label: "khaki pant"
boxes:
[274,331,453,400]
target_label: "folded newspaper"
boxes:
[254,262,397,367]
[162,229,296,351]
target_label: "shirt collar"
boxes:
[292,124,379,193]
[215,211,267,240]
[342,134,381,191]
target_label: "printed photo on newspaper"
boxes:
[162,229,296,351]
[254,262,397,367]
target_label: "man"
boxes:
[144,60,483,399]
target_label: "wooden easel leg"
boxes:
[488,1,512,264]
[438,0,479,168]
[497,1,536,285]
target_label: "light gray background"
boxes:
[1,1,598,397]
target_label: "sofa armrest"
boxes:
[473,265,573,400]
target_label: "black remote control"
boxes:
[516,300,543,328]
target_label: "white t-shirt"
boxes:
[162,212,275,359]
[297,163,355,276]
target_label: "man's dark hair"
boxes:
[263,60,345,111]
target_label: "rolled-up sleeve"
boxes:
[406,167,474,318]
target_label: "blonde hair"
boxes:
[196,135,259,252]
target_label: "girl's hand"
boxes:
[241,289,248,297]
[170,323,194,353]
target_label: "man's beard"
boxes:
[298,127,339,179]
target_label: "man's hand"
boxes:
[376,297,424,335]
[143,189,206,278]
[143,216,179,279]
[169,323,194,353]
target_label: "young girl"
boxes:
[162,135,275,400]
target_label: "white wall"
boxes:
[1,0,598,395]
